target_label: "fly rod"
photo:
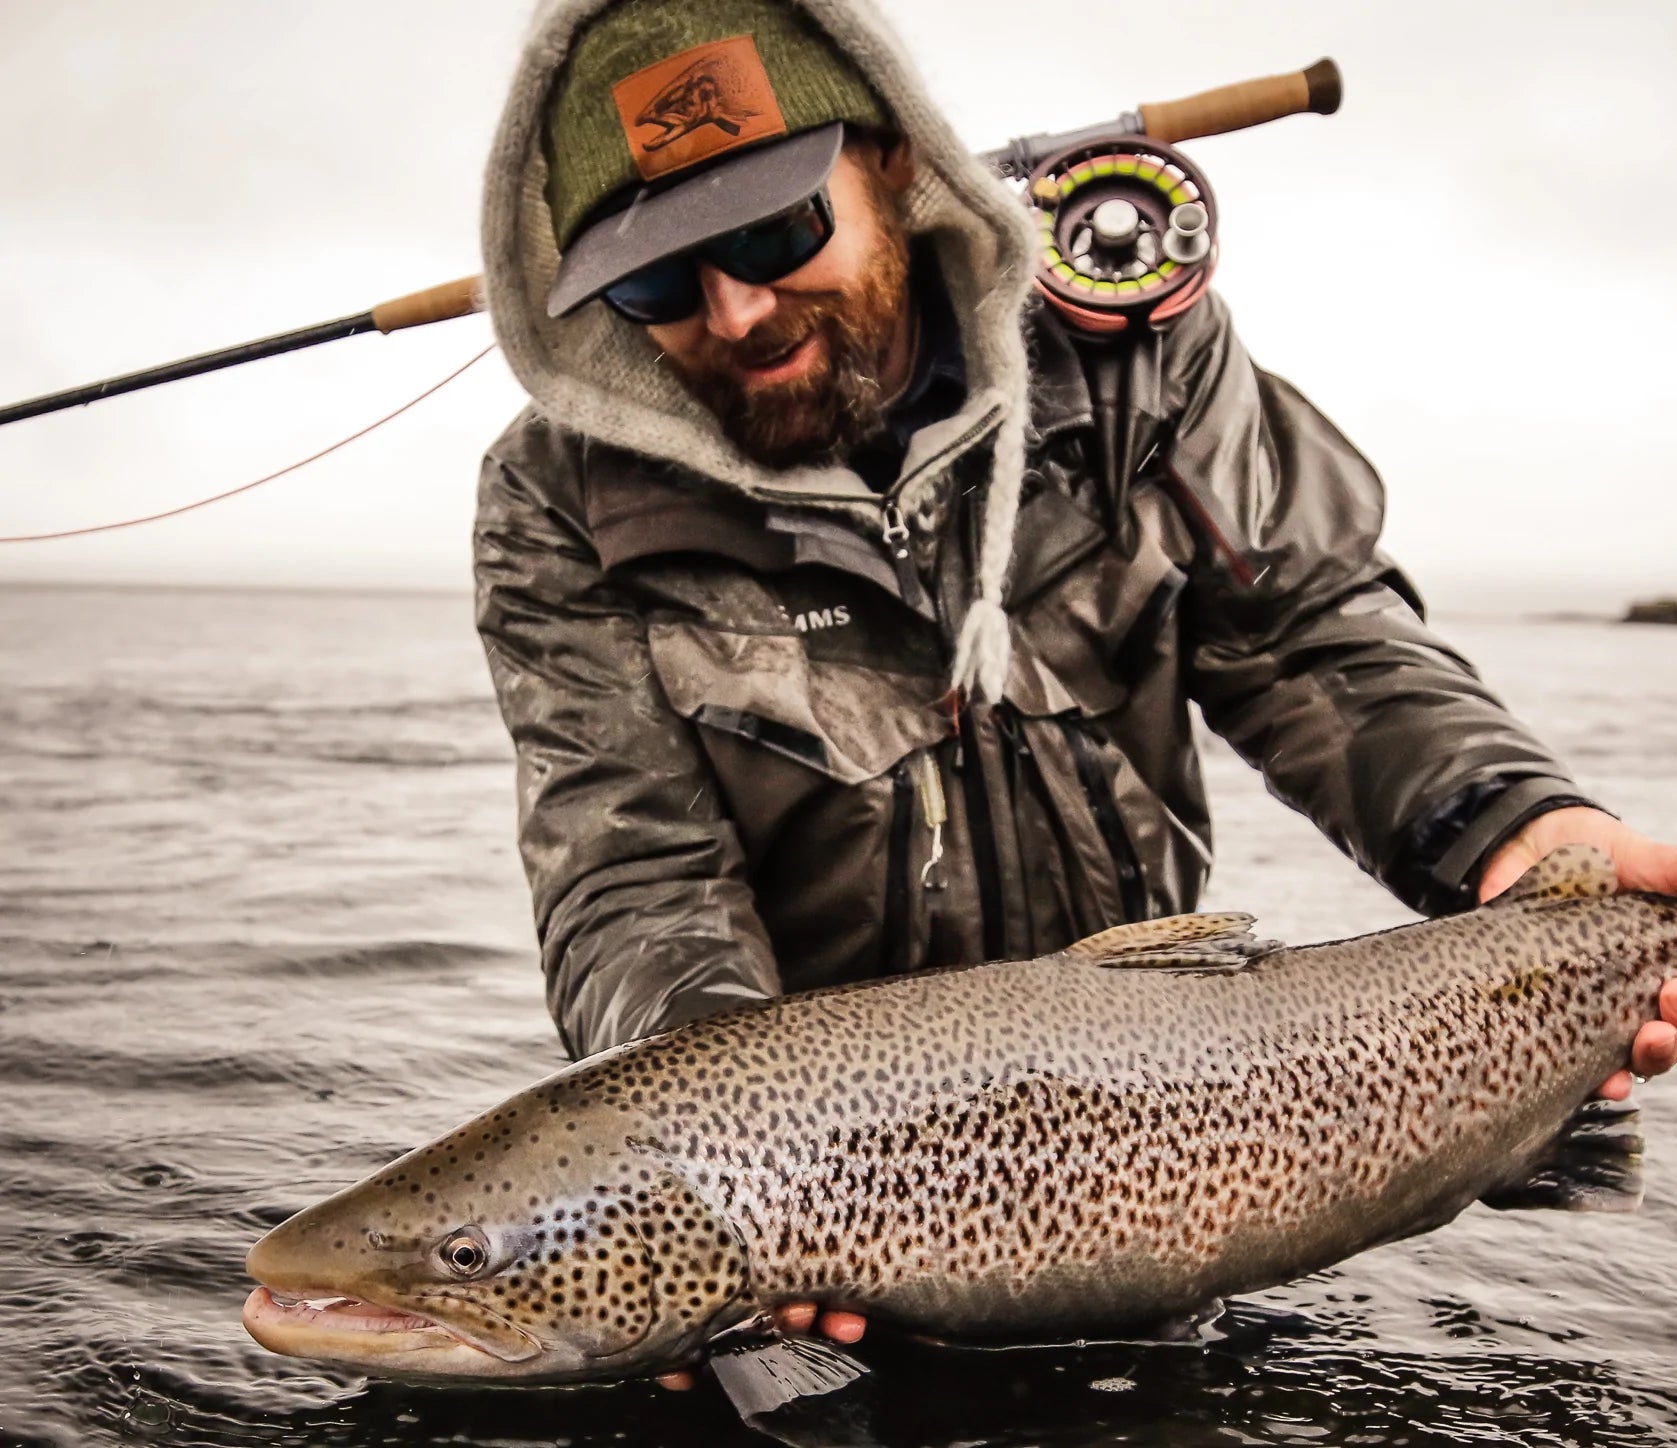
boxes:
[0,58,1339,429]
[0,278,485,428]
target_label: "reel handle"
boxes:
[1138,58,1341,144]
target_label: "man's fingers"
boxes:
[1630,1019,1677,1080]
[1595,993,1677,1097]
[1597,1069,1635,1102]
[1477,844,1540,905]
[656,1370,696,1391]
[1617,838,1677,896]
[772,1302,818,1334]
[769,1301,868,1342]
[1661,978,1677,1028]
[816,1309,867,1343]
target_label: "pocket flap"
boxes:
[1008,486,1109,611]
[1011,511,1186,720]
[647,622,950,785]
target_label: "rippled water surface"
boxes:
[3,585,1676,1447]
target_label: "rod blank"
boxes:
[0,276,486,429]
[0,313,377,428]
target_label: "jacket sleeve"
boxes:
[1159,293,1587,915]
[475,409,780,1058]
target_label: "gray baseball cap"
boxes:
[546,121,846,318]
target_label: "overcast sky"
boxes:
[1,0,1672,612]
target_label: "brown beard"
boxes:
[665,179,913,470]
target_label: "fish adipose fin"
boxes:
[1064,912,1279,971]
[709,1334,869,1422]
[1480,1098,1644,1213]
[1488,844,1618,907]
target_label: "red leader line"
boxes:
[0,344,497,544]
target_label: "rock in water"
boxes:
[1625,598,1677,625]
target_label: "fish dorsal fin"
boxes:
[1063,912,1277,971]
[1490,844,1618,907]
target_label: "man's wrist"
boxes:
[1396,776,1604,916]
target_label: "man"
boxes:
[475,0,1677,1372]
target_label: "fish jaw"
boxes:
[243,1207,555,1377]
[240,1285,530,1377]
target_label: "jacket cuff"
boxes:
[1416,777,1602,915]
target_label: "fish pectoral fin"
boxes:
[1486,844,1618,906]
[1063,912,1278,970]
[709,1334,869,1423]
[1480,1097,1644,1213]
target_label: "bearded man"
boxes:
[474,0,1677,1374]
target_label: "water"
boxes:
[3,585,1676,1448]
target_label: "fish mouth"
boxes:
[243,1285,468,1358]
[242,1280,547,1373]
[243,1288,539,1375]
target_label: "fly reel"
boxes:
[1026,136,1218,337]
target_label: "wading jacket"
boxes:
[475,292,1584,1060]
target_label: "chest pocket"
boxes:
[645,614,958,990]
[646,621,949,789]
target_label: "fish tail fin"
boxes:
[1480,1098,1644,1213]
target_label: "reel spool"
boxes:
[1027,136,1218,338]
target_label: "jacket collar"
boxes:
[586,302,1098,575]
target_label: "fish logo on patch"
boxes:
[613,35,789,182]
[637,56,761,152]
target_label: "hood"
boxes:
[480,0,1041,698]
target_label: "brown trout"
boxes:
[244,847,1676,1400]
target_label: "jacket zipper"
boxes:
[957,709,1006,961]
[880,504,921,602]
[1060,720,1150,922]
[755,403,1007,619]
[881,760,915,975]
[752,403,1005,512]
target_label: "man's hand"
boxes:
[1479,805,1677,1098]
[654,1304,867,1391]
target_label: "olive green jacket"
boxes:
[475,293,1582,1059]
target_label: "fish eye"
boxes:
[439,1226,491,1278]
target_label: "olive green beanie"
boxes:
[543,0,890,250]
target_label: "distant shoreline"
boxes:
[0,578,1642,627]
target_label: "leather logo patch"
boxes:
[612,34,789,182]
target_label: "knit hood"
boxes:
[480,0,1041,699]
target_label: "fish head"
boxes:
[244,1083,751,1383]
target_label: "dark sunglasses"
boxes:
[600,189,836,326]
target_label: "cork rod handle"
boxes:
[1138,58,1341,145]
[371,276,486,334]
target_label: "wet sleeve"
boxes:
[474,411,779,1058]
[1160,294,1587,915]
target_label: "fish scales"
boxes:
[547,895,1671,1333]
[243,850,1677,1385]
